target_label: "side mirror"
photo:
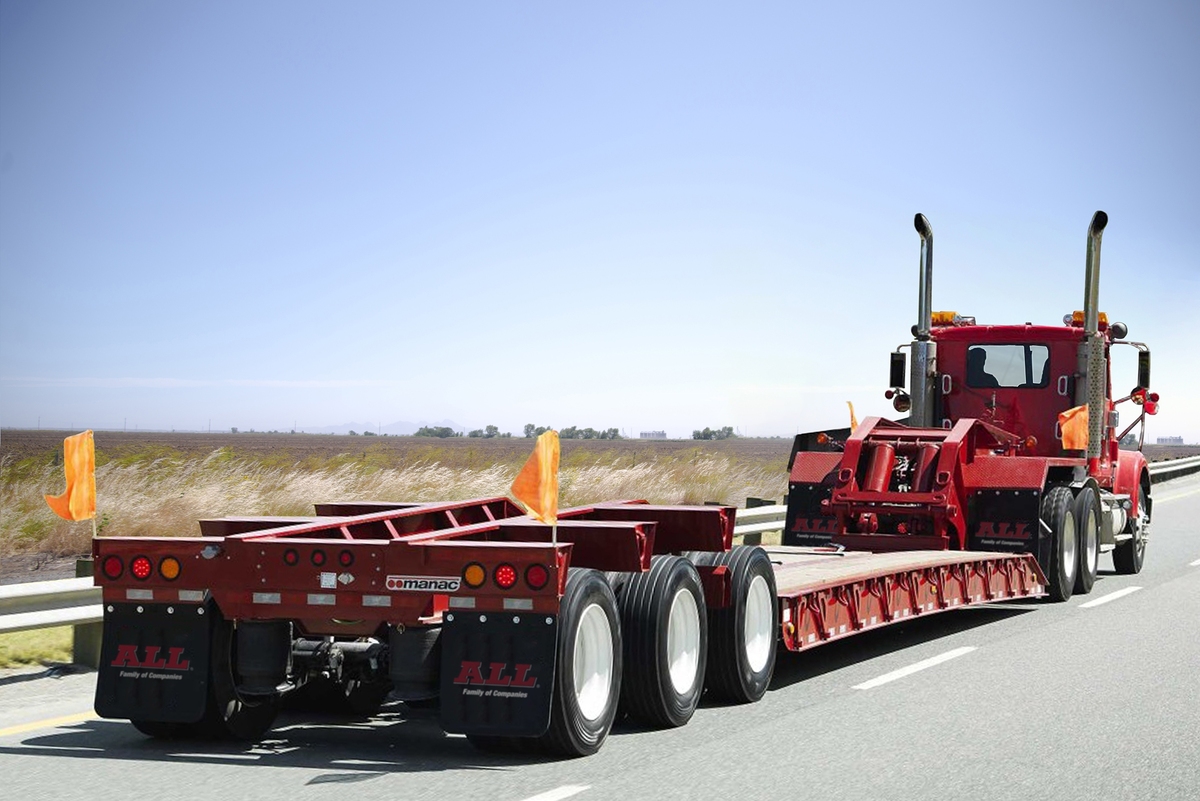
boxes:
[890,352,907,389]
[1110,321,1128,339]
[1137,350,1151,390]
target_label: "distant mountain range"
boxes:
[304,420,465,436]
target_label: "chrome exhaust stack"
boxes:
[910,213,936,427]
[1076,211,1108,462]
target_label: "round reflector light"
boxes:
[283,548,300,566]
[338,550,354,567]
[311,550,327,567]
[102,555,123,580]
[494,563,518,590]
[462,562,486,588]
[159,557,181,581]
[525,564,550,590]
[131,556,153,581]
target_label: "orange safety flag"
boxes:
[45,430,96,521]
[1058,405,1089,451]
[847,401,859,431]
[510,430,560,525]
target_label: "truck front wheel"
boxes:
[1042,486,1077,602]
[1113,476,1150,574]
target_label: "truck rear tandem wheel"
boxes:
[1041,486,1078,603]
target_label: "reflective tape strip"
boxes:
[178,590,205,603]
[448,596,476,609]
[126,589,154,601]
[503,598,533,611]
[307,593,336,606]
[362,595,391,608]
[253,592,281,605]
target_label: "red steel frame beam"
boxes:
[777,551,1046,652]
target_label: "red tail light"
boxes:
[101,555,123,580]
[525,564,550,590]
[338,550,354,567]
[311,550,327,566]
[283,548,299,566]
[130,556,153,581]
[494,563,517,590]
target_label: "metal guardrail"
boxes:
[1148,455,1200,482]
[1,454,1196,665]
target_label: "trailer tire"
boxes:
[1113,475,1149,575]
[203,613,282,740]
[537,568,622,757]
[1073,487,1100,595]
[1042,486,1077,602]
[615,555,707,728]
[697,546,777,703]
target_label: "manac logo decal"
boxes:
[452,661,537,688]
[385,575,461,592]
[110,645,191,671]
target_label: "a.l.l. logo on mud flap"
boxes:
[110,644,191,671]
[453,661,537,699]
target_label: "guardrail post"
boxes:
[73,558,101,668]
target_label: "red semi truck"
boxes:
[91,211,1153,757]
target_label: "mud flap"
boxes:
[439,611,558,737]
[94,602,212,723]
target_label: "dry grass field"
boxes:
[3,428,1195,582]
[0,430,794,573]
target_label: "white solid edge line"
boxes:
[519,786,591,801]
[1079,586,1143,608]
[1189,558,1200,567]
[852,646,976,690]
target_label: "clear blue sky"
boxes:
[2,1,1197,440]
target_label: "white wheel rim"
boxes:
[743,574,773,674]
[1063,514,1077,582]
[666,587,701,695]
[1085,509,1098,569]
[573,602,614,722]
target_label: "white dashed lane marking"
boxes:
[852,647,976,690]
[1079,586,1143,608]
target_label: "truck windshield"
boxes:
[966,344,1050,388]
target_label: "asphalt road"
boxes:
[3,473,1199,801]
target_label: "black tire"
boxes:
[615,555,707,728]
[696,546,777,703]
[1073,487,1100,595]
[537,568,622,757]
[1113,476,1150,575]
[1042,486,1077,602]
[202,613,282,740]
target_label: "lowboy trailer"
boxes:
[92,211,1151,757]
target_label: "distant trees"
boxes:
[468,425,512,438]
[415,426,461,438]
[523,424,621,440]
[692,426,736,440]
